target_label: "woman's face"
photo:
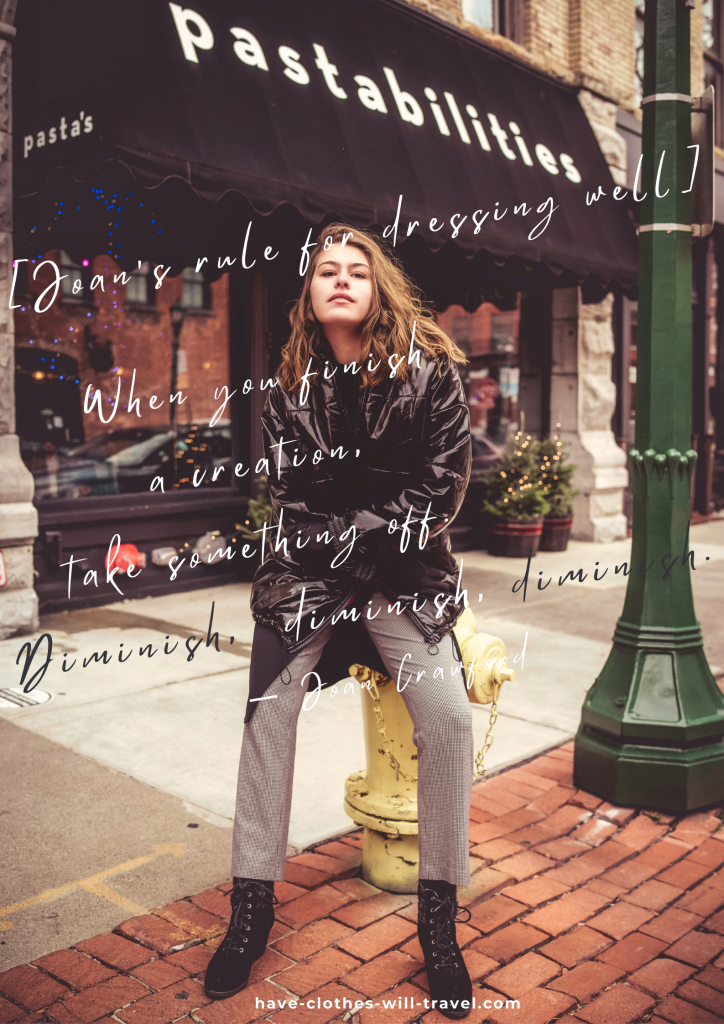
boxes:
[309,242,374,333]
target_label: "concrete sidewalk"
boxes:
[3,743,724,1024]
[2,519,723,970]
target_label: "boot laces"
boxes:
[426,891,471,971]
[220,881,278,954]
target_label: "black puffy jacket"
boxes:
[250,340,472,661]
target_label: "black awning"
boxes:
[14,0,637,285]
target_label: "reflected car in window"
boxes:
[27,424,233,500]
[469,429,502,483]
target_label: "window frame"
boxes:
[59,250,91,304]
[182,266,212,312]
[462,0,525,46]
[125,261,156,309]
[499,0,525,46]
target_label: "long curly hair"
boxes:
[276,223,466,392]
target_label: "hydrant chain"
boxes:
[370,688,419,782]
[365,669,502,784]
[473,692,500,781]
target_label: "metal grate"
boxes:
[0,687,53,709]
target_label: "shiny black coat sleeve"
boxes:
[342,359,472,545]
[261,386,329,532]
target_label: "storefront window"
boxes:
[182,266,210,309]
[437,295,520,448]
[15,252,231,501]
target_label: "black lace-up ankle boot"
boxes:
[204,878,277,999]
[417,879,473,1020]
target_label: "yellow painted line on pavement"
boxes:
[0,842,187,930]
[78,879,148,917]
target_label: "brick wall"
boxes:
[526,0,570,78]
[402,0,639,112]
[569,0,636,108]
[406,0,461,26]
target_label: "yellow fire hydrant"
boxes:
[344,606,515,893]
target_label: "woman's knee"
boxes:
[417,698,472,741]
[448,700,474,733]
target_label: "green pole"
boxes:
[573,0,724,811]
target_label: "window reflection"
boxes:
[60,250,86,300]
[126,261,154,306]
[22,423,232,501]
[182,266,211,309]
[15,251,229,501]
[437,295,520,447]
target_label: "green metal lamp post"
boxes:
[573,0,724,811]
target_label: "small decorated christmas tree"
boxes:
[482,432,551,520]
[231,476,273,547]
[534,434,577,517]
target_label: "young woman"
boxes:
[205,225,475,1019]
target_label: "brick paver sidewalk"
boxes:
[3,742,724,1023]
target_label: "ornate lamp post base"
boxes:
[575,730,724,812]
[575,446,724,810]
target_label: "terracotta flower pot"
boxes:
[539,514,573,552]
[486,516,544,558]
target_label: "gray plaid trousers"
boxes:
[231,592,474,885]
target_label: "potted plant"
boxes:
[535,435,577,552]
[228,476,273,577]
[481,433,551,557]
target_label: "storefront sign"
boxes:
[474,377,500,409]
[15,0,637,283]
